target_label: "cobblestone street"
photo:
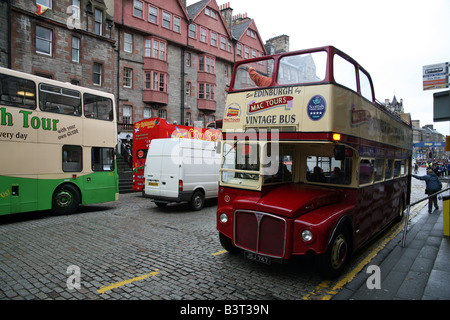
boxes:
[0,167,435,302]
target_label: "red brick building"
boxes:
[1,0,268,135]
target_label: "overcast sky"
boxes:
[188,0,450,136]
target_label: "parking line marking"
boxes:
[97,269,160,294]
[212,249,227,256]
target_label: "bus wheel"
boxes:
[190,191,204,211]
[219,233,240,254]
[318,226,350,279]
[52,184,80,215]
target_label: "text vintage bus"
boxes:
[0,67,119,216]
[132,118,222,191]
[216,46,412,278]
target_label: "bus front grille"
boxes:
[234,210,287,258]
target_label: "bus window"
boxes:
[359,69,373,101]
[359,159,373,185]
[263,144,293,184]
[62,145,82,172]
[92,147,114,171]
[220,141,260,188]
[393,160,402,177]
[234,59,274,90]
[84,93,113,121]
[0,73,36,109]
[306,155,352,185]
[373,159,384,182]
[278,51,327,85]
[39,83,81,116]
[333,54,357,92]
[385,159,393,179]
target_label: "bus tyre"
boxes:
[190,191,204,211]
[52,184,80,215]
[219,233,240,254]
[318,226,350,279]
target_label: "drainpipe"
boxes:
[7,0,12,68]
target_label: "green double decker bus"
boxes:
[0,67,119,216]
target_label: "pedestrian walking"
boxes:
[413,168,442,213]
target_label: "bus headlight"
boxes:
[219,213,228,223]
[301,230,313,242]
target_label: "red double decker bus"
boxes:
[216,46,412,278]
[132,118,221,191]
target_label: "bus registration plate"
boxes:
[148,182,158,186]
[243,251,271,265]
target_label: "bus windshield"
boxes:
[232,51,327,90]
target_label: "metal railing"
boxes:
[401,184,450,247]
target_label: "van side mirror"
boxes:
[334,145,345,160]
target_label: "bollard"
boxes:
[443,195,450,237]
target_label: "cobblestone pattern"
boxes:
[0,169,429,300]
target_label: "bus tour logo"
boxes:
[248,96,293,114]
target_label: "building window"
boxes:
[185,52,191,67]
[93,62,102,85]
[198,83,215,100]
[36,0,51,8]
[199,55,215,74]
[144,39,151,57]
[173,16,180,33]
[162,12,171,29]
[71,37,80,62]
[94,9,102,36]
[144,71,167,92]
[36,26,52,55]
[185,112,191,126]
[144,38,166,61]
[211,32,217,47]
[124,33,133,53]
[186,81,191,96]
[133,0,143,18]
[205,7,217,19]
[244,47,249,59]
[71,0,80,21]
[220,36,226,50]
[148,5,157,24]
[123,105,132,124]
[123,68,133,88]
[144,107,151,119]
[237,43,242,56]
[158,109,167,119]
[189,24,196,38]
[200,27,207,42]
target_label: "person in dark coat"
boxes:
[413,168,442,213]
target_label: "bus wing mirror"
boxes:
[334,145,345,160]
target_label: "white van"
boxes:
[143,138,220,210]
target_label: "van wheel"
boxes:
[52,184,80,215]
[190,191,204,211]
